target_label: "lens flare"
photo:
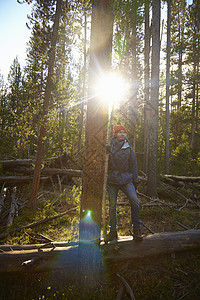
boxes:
[86,210,92,219]
[94,72,129,105]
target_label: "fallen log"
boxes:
[0,229,199,273]
[1,159,35,169]
[161,174,200,183]
[0,176,49,186]
[0,169,82,187]
[7,167,83,177]
[1,154,70,171]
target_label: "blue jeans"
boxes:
[107,182,141,231]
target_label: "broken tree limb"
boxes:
[0,229,200,273]
[1,159,35,169]
[0,169,82,187]
[176,221,190,230]
[161,175,200,183]
[0,207,77,240]
[1,154,70,171]
[116,273,135,300]
[0,241,76,252]
[3,168,83,177]
[7,187,18,226]
[0,176,49,187]
[141,221,155,234]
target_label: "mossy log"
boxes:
[0,229,200,273]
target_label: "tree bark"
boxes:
[80,0,113,239]
[147,0,160,197]
[128,0,138,149]
[143,0,150,174]
[77,11,87,165]
[165,0,171,174]
[30,0,62,209]
[79,0,114,288]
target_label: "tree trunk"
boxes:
[77,12,87,165]
[79,0,114,288]
[128,0,138,149]
[190,77,196,150]
[147,0,160,197]
[143,0,150,174]
[29,0,62,209]
[165,0,171,174]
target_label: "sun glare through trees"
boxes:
[93,72,129,106]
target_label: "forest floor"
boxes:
[0,180,200,300]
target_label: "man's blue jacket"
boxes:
[107,137,138,185]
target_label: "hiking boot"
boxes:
[107,231,118,241]
[133,228,143,242]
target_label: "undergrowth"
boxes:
[0,183,200,299]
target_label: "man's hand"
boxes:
[106,143,111,154]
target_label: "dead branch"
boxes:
[176,221,190,230]
[116,273,136,300]
[0,176,49,186]
[0,207,77,240]
[162,175,200,183]
[141,221,155,234]
[7,187,18,226]
[178,198,189,211]
[38,234,54,242]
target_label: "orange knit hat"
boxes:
[113,125,127,136]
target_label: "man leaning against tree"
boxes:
[107,125,143,242]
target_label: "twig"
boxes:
[57,174,62,192]
[25,232,45,243]
[38,233,54,242]
[137,191,152,200]
[178,199,189,211]
[177,292,189,300]
[176,221,190,230]
[116,285,124,300]
[116,273,135,300]
[141,221,155,234]
[167,185,200,209]
[194,222,200,229]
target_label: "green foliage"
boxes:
[0,0,200,177]
[5,184,81,245]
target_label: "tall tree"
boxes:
[30,0,62,209]
[185,0,200,152]
[147,0,161,197]
[80,0,113,233]
[143,0,150,174]
[170,0,187,148]
[165,0,172,174]
[79,0,113,286]
[77,9,88,164]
